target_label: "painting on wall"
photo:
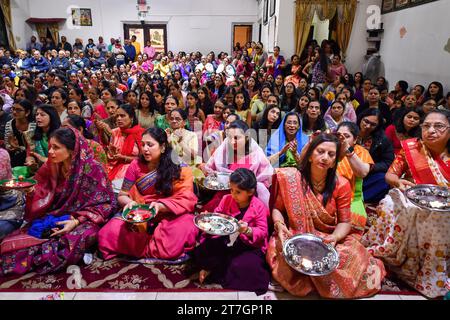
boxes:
[383,0,439,13]
[382,0,395,13]
[72,8,92,26]
[263,0,269,25]
[395,0,410,9]
[270,0,276,17]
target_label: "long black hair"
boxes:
[118,104,139,127]
[424,81,444,103]
[15,99,34,122]
[33,105,61,141]
[395,107,423,138]
[227,120,251,156]
[139,128,181,196]
[259,104,282,130]
[49,127,76,151]
[230,168,257,194]
[65,114,94,139]
[137,91,156,114]
[356,108,384,138]
[302,100,326,132]
[298,133,341,205]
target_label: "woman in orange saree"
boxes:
[267,133,385,298]
[98,128,199,260]
[363,110,450,298]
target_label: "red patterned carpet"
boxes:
[0,254,419,295]
[0,255,223,292]
[0,204,420,296]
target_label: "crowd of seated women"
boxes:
[0,38,449,299]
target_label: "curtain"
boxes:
[47,23,60,45]
[294,1,315,55]
[294,0,357,57]
[0,0,16,50]
[315,2,337,21]
[335,0,357,59]
[34,24,47,41]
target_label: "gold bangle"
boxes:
[274,221,286,230]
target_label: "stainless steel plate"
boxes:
[202,173,231,191]
[405,184,450,212]
[194,213,239,236]
[282,233,340,276]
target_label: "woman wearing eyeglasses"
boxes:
[356,108,394,203]
[166,109,201,173]
[4,100,36,167]
[363,110,450,298]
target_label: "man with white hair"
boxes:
[22,50,50,73]
[51,50,70,72]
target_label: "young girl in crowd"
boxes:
[193,168,270,295]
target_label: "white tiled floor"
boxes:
[0,291,428,300]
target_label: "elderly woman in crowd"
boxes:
[364,110,450,298]
[266,112,308,168]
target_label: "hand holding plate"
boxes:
[322,234,338,247]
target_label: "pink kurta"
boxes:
[200,194,269,253]
[98,161,199,260]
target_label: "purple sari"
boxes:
[0,128,116,276]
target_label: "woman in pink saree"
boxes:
[98,128,199,260]
[0,127,116,276]
[267,133,385,298]
[201,120,274,211]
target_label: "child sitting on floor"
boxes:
[193,168,270,295]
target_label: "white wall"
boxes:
[345,0,382,74]
[380,0,450,92]
[12,0,258,54]
[10,0,33,48]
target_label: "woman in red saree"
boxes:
[0,127,116,276]
[106,104,144,192]
[267,133,385,298]
[98,127,199,260]
[363,110,450,298]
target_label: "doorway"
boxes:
[232,24,253,50]
[124,24,168,54]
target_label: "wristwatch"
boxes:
[245,227,252,236]
[346,146,355,157]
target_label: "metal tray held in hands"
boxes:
[282,233,340,276]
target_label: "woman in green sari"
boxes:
[25,105,61,172]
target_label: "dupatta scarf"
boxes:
[401,138,450,186]
[107,124,144,180]
[25,127,116,224]
[265,114,308,168]
[205,137,274,206]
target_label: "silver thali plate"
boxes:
[202,173,231,191]
[282,233,340,276]
[194,213,239,236]
[405,184,450,212]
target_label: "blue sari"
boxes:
[265,113,308,168]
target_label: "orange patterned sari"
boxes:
[267,168,386,298]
